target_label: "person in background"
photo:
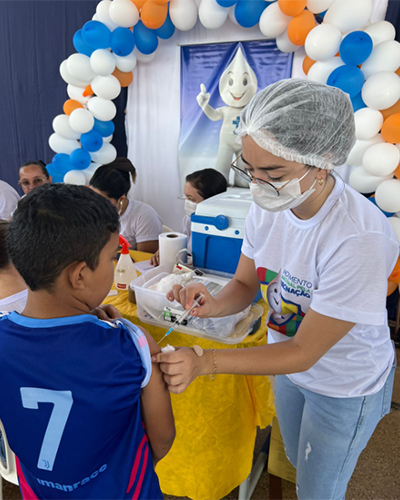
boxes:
[18,161,52,195]
[153,79,398,500]
[150,168,227,265]
[0,180,20,220]
[89,158,163,253]
[0,183,175,499]
[0,220,27,312]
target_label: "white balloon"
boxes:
[96,0,119,31]
[259,2,290,39]
[307,56,343,84]
[60,60,90,88]
[64,170,87,185]
[49,133,80,155]
[91,75,121,100]
[375,179,400,213]
[69,109,95,134]
[346,135,384,166]
[92,13,99,21]
[228,5,239,26]
[276,29,298,54]
[87,97,117,121]
[103,134,113,143]
[362,72,400,111]
[199,0,227,30]
[349,165,391,193]
[170,0,198,32]
[364,21,396,47]
[114,52,137,73]
[109,0,139,28]
[305,24,342,62]
[67,84,90,105]
[389,216,400,244]
[83,162,103,183]
[90,143,117,164]
[67,54,96,82]
[324,0,373,33]
[306,0,335,14]
[354,108,383,140]
[361,41,400,79]
[52,115,80,140]
[133,47,156,63]
[90,49,116,76]
[362,143,400,176]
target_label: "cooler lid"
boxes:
[195,188,252,220]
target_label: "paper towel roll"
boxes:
[159,232,188,266]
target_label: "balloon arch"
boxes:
[47,0,400,286]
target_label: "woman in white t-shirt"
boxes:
[89,158,163,253]
[154,80,399,499]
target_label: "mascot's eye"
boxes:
[243,77,248,86]
[229,78,234,86]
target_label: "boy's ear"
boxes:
[67,261,88,290]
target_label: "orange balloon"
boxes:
[387,280,398,295]
[112,68,133,87]
[83,85,93,97]
[302,55,316,75]
[278,0,307,16]
[388,254,400,284]
[396,65,400,78]
[141,0,168,29]
[63,99,83,115]
[130,0,147,9]
[394,162,400,179]
[381,113,400,143]
[287,10,316,46]
[380,98,400,120]
[152,0,169,4]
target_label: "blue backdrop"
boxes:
[0,1,127,193]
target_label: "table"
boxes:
[103,251,275,500]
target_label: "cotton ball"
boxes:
[161,345,176,353]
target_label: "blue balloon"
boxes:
[134,21,158,55]
[111,27,135,57]
[80,130,103,152]
[368,196,395,217]
[82,21,111,50]
[340,31,373,66]
[70,149,92,170]
[155,13,175,40]
[93,118,115,137]
[51,153,72,176]
[46,164,64,183]
[73,30,95,57]
[234,0,268,28]
[216,0,238,6]
[327,65,365,98]
[351,92,367,112]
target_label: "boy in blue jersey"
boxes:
[0,183,175,499]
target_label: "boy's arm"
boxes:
[139,327,175,465]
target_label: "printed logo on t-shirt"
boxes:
[257,267,307,337]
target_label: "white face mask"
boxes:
[184,199,198,217]
[250,169,316,212]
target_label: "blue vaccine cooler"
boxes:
[191,188,252,274]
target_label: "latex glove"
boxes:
[166,282,217,318]
[196,83,210,109]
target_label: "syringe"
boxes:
[157,293,204,345]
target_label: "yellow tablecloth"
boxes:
[103,251,275,500]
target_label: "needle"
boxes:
[157,293,204,345]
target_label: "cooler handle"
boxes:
[191,214,229,231]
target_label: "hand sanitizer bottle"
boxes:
[115,235,137,290]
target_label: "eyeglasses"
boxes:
[18,177,47,189]
[230,156,286,196]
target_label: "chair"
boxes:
[162,225,173,233]
[0,419,18,500]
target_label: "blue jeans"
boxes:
[274,363,396,500]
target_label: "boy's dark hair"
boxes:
[7,184,119,291]
[185,168,227,200]
[89,158,136,200]
[0,220,10,270]
[20,160,49,179]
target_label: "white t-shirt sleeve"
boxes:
[134,204,163,244]
[241,203,256,259]
[0,187,20,220]
[311,232,399,325]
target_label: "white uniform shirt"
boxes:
[242,174,399,398]
[119,199,163,249]
[0,181,20,220]
[0,289,27,313]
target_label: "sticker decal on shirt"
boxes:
[257,267,306,337]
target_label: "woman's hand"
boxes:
[150,250,160,266]
[166,283,219,318]
[152,347,212,393]
[91,304,122,320]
